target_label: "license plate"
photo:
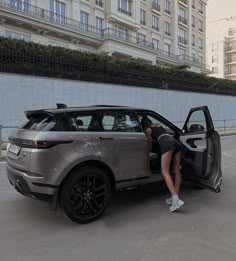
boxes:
[9,144,21,155]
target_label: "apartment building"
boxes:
[0,0,208,73]
[207,16,236,80]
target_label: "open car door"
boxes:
[179,106,222,192]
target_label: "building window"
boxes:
[114,25,129,40]
[199,1,203,14]
[118,0,132,16]
[140,9,146,26]
[191,0,195,9]
[178,7,187,25]
[211,56,217,63]
[95,0,103,8]
[96,17,103,36]
[152,38,159,49]
[165,0,171,14]
[137,33,146,46]
[178,48,186,56]
[80,11,89,32]
[6,30,31,41]
[199,55,203,64]
[225,54,232,63]
[50,0,65,24]
[10,0,30,12]
[199,38,203,50]
[199,19,203,32]
[178,28,187,45]
[165,21,171,36]
[152,15,159,31]
[152,0,160,12]
[164,43,171,56]
[191,34,196,47]
[212,67,218,73]
[192,15,195,28]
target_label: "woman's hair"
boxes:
[141,117,152,130]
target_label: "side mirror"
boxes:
[189,124,204,132]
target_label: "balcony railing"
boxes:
[0,0,102,38]
[118,7,132,16]
[179,0,188,5]
[95,0,103,8]
[178,36,188,45]
[178,16,188,25]
[152,1,160,12]
[225,46,236,52]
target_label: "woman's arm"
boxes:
[145,128,152,151]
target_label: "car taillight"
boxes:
[9,137,72,149]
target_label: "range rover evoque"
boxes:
[6,104,222,223]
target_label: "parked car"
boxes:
[6,104,222,223]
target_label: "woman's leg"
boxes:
[172,151,182,194]
[161,150,177,195]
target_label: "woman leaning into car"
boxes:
[141,117,184,212]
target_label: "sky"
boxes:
[207,0,236,23]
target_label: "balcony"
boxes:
[118,7,132,16]
[165,32,171,36]
[225,46,236,52]
[179,0,188,6]
[199,28,203,33]
[152,1,160,12]
[192,23,195,28]
[178,16,188,26]
[178,36,188,45]
[191,4,195,9]
[192,43,195,47]
[0,0,102,45]
[199,46,203,50]
[95,0,103,8]
[199,10,203,15]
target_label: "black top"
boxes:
[150,126,167,153]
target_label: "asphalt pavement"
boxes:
[0,135,236,261]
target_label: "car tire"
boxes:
[60,166,111,224]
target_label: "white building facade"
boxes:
[0,0,208,73]
[207,16,236,80]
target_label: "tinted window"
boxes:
[186,110,206,133]
[137,112,175,134]
[21,112,96,132]
[100,111,141,132]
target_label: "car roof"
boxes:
[25,105,151,116]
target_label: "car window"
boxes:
[137,112,175,134]
[186,110,207,133]
[100,112,141,132]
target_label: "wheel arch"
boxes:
[59,160,116,192]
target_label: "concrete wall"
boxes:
[1,72,236,139]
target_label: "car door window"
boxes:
[185,110,207,133]
[101,112,141,132]
[137,112,175,134]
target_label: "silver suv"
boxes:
[6,105,222,223]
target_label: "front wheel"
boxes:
[60,166,111,224]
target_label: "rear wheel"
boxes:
[60,166,111,224]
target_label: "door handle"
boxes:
[186,138,201,148]
[99,137,114,140]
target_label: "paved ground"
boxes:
[0,135,236,261]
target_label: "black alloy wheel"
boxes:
[60,166,111,224]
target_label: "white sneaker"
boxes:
[169,199,184,212]
[165,197,172,205]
